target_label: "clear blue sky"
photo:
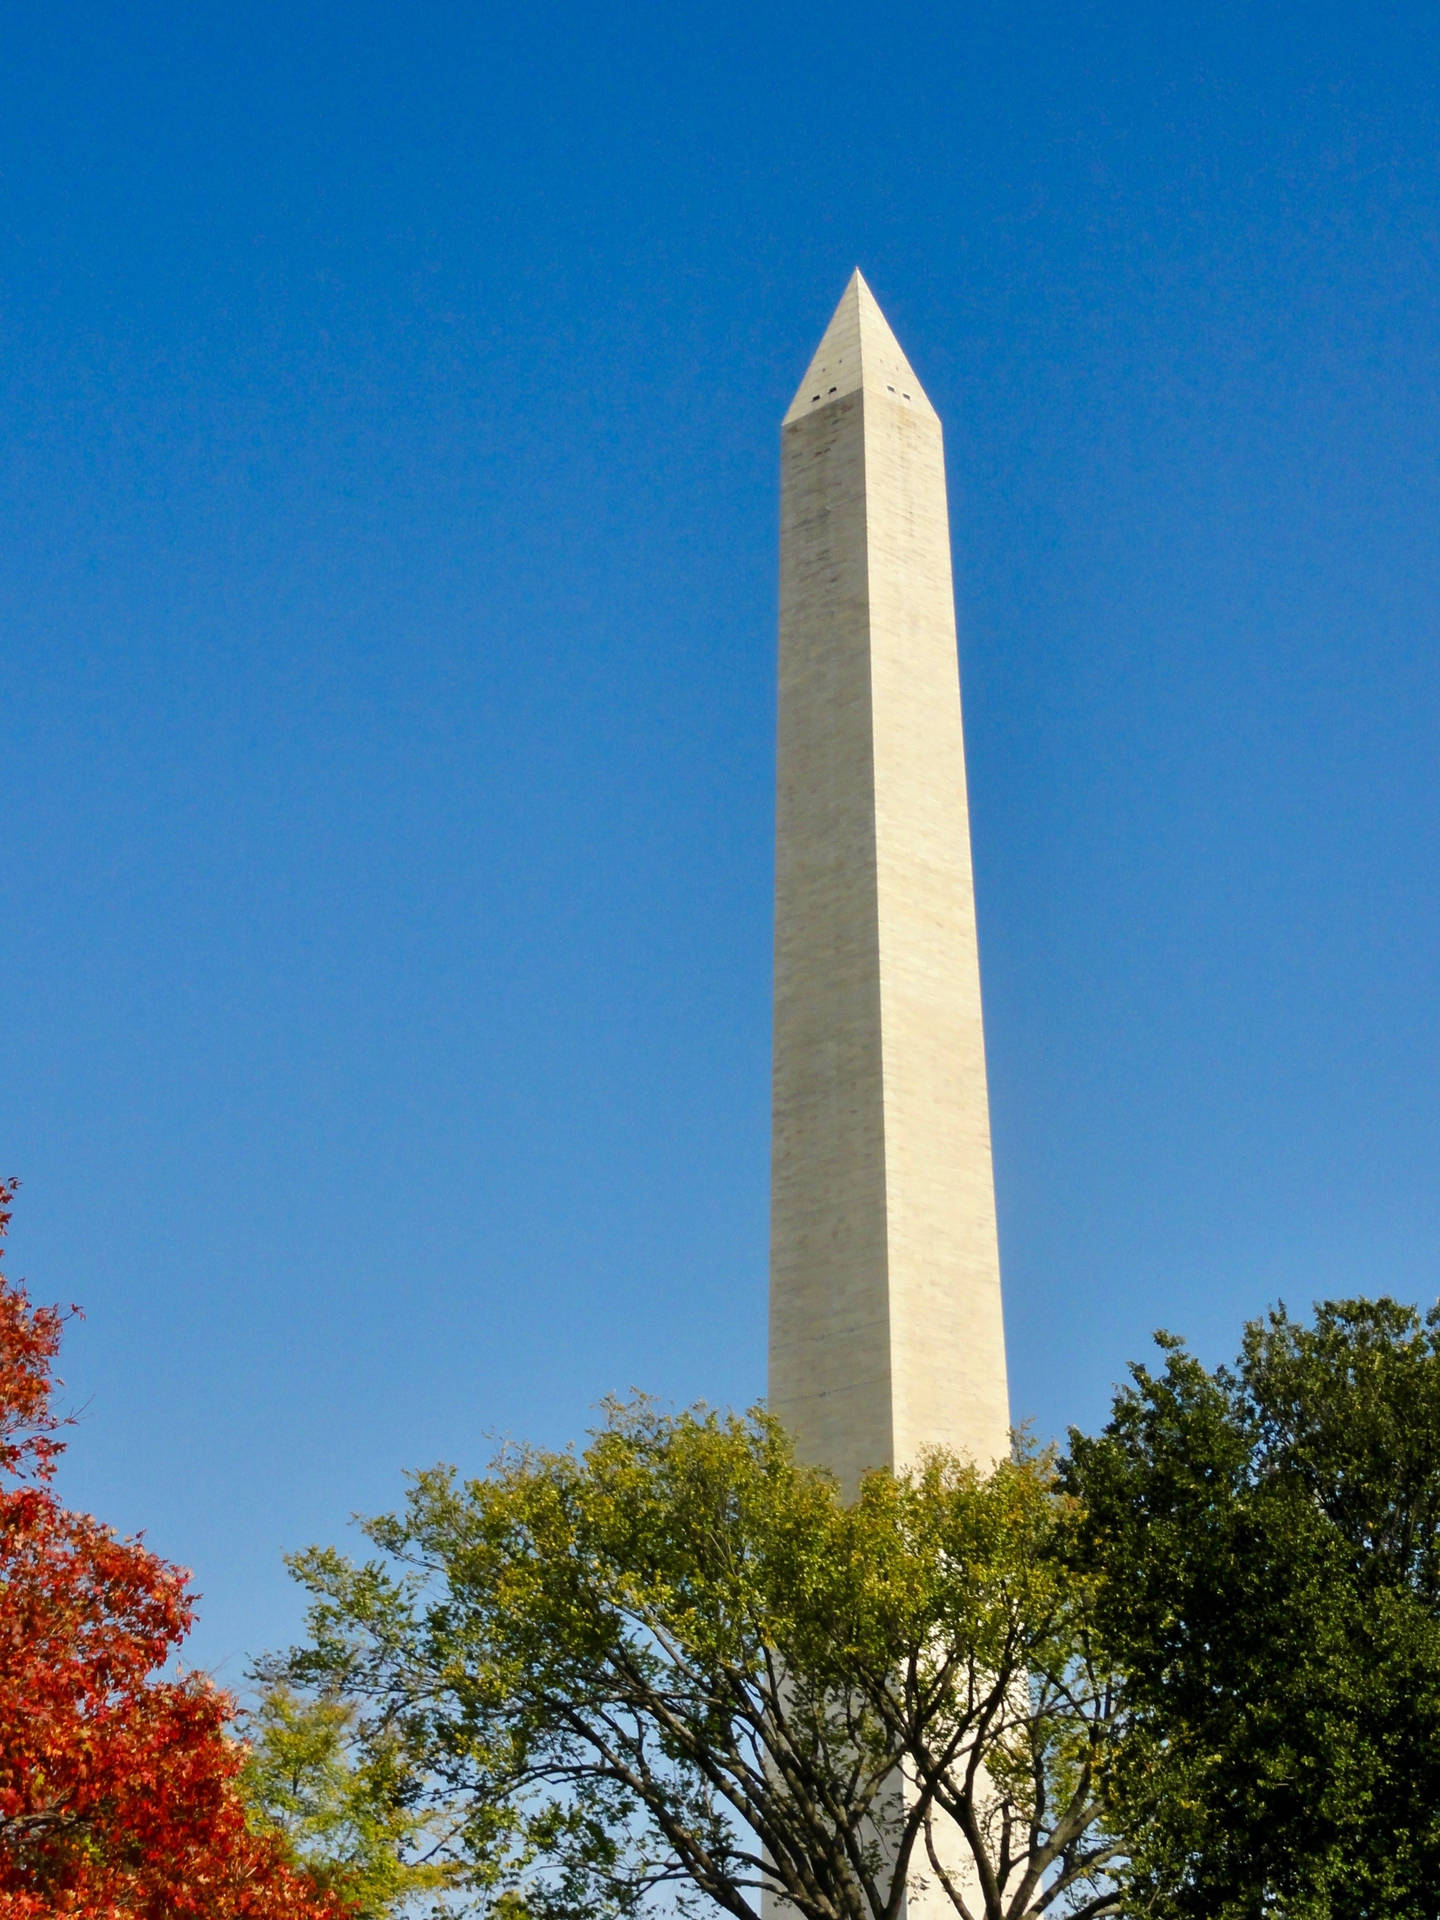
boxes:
[4,0,1439,1681]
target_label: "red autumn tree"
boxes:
[0,1180,349,1919]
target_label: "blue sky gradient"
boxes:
[4,0,1440,1679]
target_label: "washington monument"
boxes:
[768,271,1010,1493]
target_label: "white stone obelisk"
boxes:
[769,270,1010,1493]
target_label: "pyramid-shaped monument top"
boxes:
[783,269,937,426]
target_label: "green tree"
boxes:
[273,1397,1123,1920]
[1066,1296,1440,1920]
[239,1677,468,1916]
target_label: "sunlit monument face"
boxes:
[768,272,1010,1497]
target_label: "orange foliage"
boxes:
[0,1181,349,1918]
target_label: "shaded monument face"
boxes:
[768,272,1010,1494]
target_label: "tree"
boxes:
[1065,1295,1440,1920]
[0,1179,348,1919]
[275,1395,1124,1920]
[238,1678,468,1916]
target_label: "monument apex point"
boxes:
[783,269,937,425]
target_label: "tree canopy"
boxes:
[239,1678,468,1917]
[24,1150,1440,1920]
[274,1396,1123,1920]
[0,1179,347,1920]
[1067,1295,1440,1920]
